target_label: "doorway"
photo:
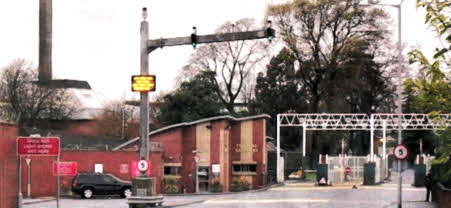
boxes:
[197,166,209,192]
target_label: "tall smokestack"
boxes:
[39,0,52,82]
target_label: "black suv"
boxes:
[72,173,132,199]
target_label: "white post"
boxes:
[18,156,23,208]
[26,158,31,198]
[383,120,387,159]
[383,120,388,179]
[370,115,374,162]
[302,122,306,157]
[276,115,281,183]
[420,139,423,155]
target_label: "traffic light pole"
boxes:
[140,9,272,158]
[136,8,273,198]
[146,24,273,53]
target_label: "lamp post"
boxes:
[364,1,405,207]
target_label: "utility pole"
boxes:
[139,8,149,160]
[130,7,274,206]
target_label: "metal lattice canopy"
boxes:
[278,113,450,130]
[279,114,370,130]
[372,114,450,130]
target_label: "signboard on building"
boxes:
[149,142,163,152]
[17,137,60,156]
[120,164,129,174]
[235,144,258,153]
[95,164,103,173]
[53,162,77,176]
[212,164,220,173]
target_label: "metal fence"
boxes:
[327,155,367,183]
[326,155,389,184]
[267,152,277,184]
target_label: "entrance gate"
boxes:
[276,113,451,183]
[326,155,369,183]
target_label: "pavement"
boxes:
[22,169,439,208]
[23,197,55,205]
[23,185,438,208]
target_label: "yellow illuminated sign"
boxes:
[131,75,156,92]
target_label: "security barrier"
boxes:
[413,164,426,187]
[363,162,376,185]
[316,164,328,182]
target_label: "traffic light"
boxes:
[266,20,275,43]
[131,75,156,92]
[191,26,198,48]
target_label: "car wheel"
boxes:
[121,188,132,198]
[82,188,93,199]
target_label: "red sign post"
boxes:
[17,137,60,156]
[17,137,61,207]
[53,162,77,176]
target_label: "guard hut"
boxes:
[114,114,269,193]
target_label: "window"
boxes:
[164,166,181,176]
[102,175,114,183]
[233,164,257,173]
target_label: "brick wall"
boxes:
[20,150,149,197]
[253,119,266,189]
[151,129,183,164]
[149,151,163,194]
[181,126,196,193]
[0,122,18,208]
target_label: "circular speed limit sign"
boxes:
[393,144,408,160]
[137,160,149,172]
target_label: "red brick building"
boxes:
[0,122,19,208]
[17,114,269,197]
[116,114,270,193]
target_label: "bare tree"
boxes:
[177,18,270,114]
[96,99,139,139]
[0,59,75,125]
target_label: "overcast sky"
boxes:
[0,0,439,102]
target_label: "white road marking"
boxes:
[204,198,329,204]
[270,186,425,192]
[359,186,425,191]
[271,186,352,191]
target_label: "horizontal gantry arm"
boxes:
[277,113,450,130]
